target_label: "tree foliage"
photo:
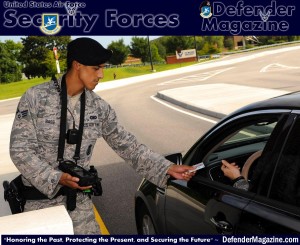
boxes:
[205,36,224,49]
[0,40,22,83]
[130,37,148,63]
[257,36,300,46]
[148,43,163,62]
[130,37,163,63]
[163,36,195,55]
[107,39,130,65]
[20,36,71,79]
[155,41,166,61]
[224,36,234,50]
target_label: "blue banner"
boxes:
[1,235,300,245]
[0,0,299,36]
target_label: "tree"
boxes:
[155,42,166,60]
[164,36,194,55]
[107,39,130,65]
[287,36,300,42]
[130,37,148,63]
[224,37,234,50]
[198,42,221,55]
[147,43,163,63]
[0,40,22,83]
[19,36,71,79]
[205,36,224,49]
[130,37,163,63]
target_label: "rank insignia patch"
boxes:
[16,109,28,119]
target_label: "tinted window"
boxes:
[225,122,277,145]
[204,120,278,165]
[269,116,300,206]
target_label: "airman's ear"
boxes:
[73,60,82,70]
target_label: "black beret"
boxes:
[67,37,112,66]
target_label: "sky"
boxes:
[0,35,161,48]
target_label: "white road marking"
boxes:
[150,95,217,124]
[157,67,235,86]
[260,63,300,73]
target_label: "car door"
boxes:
[164,110,292,234]
[244,112,300,234]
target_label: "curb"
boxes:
[156,92,226,119]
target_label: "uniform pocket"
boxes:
[36,109,60,142]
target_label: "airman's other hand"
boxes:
[59,172,92,190]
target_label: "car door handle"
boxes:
[210,217,233,232]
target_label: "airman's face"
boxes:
[77,64,104,91]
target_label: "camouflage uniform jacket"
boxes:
[10,76,173,199]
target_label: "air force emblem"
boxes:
[40,14,61,35]
[200,1,212,18]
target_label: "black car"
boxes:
[135,92,300,234]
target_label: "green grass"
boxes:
[101,61,197,81]
[0,77,50,100]
[0,61,199,100]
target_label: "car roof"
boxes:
[230,91,300,116]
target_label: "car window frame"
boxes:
[183,110,293,197]
[183,109,291,167]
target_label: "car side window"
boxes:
[269,116,300,206]
[211,121,277,157]
[204,120,277,165]
[201,115,282,189]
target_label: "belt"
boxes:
[23,186,65,200]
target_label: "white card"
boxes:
[189,162,205,172]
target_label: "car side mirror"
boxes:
[165,153,183,165]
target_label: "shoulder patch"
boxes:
[16,109,28,119]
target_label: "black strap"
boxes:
[57,75,86,163]
[74,92,85,162]
[57,75,67,162]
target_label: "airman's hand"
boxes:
[59,173,92,190]
[167,164,196,181]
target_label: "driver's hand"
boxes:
[221,160,241,180]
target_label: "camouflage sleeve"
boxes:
[101,103,173,188]
[233,178,249,191]
[9,90,62,198]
